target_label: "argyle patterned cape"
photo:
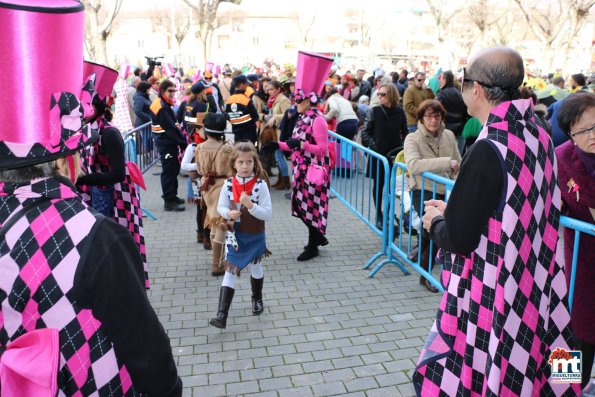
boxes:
[0,177,138,396]
[413,99,580,396]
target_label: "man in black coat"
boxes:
[436,70,468,154]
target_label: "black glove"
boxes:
[261,142,279,152]
[286,138,301,149]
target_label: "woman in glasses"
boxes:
[555,92,595,390]
[403,99,461,293]
[361,83,408,229]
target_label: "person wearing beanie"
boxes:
[196,114,233,276]
[150,79,187,211]
[182,81,217,248]
[225,75,260,144]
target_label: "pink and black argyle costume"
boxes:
[413,99,579,396]
[0,1,180,395]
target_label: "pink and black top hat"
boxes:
[0,0,98,170]
[295,51,334,103]
[83,61,118,101]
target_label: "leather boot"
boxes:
[211,242,225,277]
[271,176,282,188]
[274,176,291,190]
[203,228,212,250]
[297,227,320,261]
[209,287,235,329]
[250,277,264,315]
[196,206,204,243]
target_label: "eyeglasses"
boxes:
[417,79,424,83]
[377,92,387,97]
[570,123,595,137]
[166,89,177,93]
[461,67,497,92]
[295,98,304,104]
[424,113,442,120]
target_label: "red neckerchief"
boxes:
[267,95,277,110]
[232,176,257,204]
[193,133,205,144]
[161,94,175,106]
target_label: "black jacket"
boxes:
[361,105,408,156]
[133,92,152,127]
[436,86,468,136]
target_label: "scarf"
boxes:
[232,175,257,203]
[575,145,595,178]
[161,94,175,106]
[267,95,277,110]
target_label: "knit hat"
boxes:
[0,0,98,170]
[203,114,227,136]
[191,82,207,94]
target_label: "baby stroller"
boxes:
[385,147,421,240]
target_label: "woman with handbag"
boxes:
[77,61,150,288]
[264,52,334,261]
[361,83,408,229]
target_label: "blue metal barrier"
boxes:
[123,122,158,220]
[559,216,595,312]
[328,132,408,272]
[367,163,454,290]
[122,122,158,173]
[359,160,594,312]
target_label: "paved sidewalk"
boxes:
[142,170,440,397]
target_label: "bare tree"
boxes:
[295,14,317,50]
[466,0,530,48]
[513,0,595,71]
[425,0,464,68]
[82,0,123,65]
[182,0,242,64]
[152,4,193,65]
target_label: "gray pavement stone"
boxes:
[278,386,315,397]
[312,381,348,396]
[140,170,442,395]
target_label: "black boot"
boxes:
[297,226,320,261]
[250,277,264,315]
[209,287,235,329]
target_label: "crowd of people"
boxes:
[0,1,593,396]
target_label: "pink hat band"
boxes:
[0,1,98,169]
[295,51,334,99]
[84,61,118,100]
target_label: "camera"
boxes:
[145,56,163,67]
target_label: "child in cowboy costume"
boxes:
[0,1,181,396]
[210,142,272,329]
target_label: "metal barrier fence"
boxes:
[123,122,158,220]
[122,122,159,173]
[357,159,595,313]
[328,132,409,273]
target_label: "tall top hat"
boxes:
[84,61,118,101]
[0,0,98,170]
[295,51,334,103]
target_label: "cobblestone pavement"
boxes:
[142,169,441,397]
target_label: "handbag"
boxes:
[91,185,115,218]
[306,163,328,187]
